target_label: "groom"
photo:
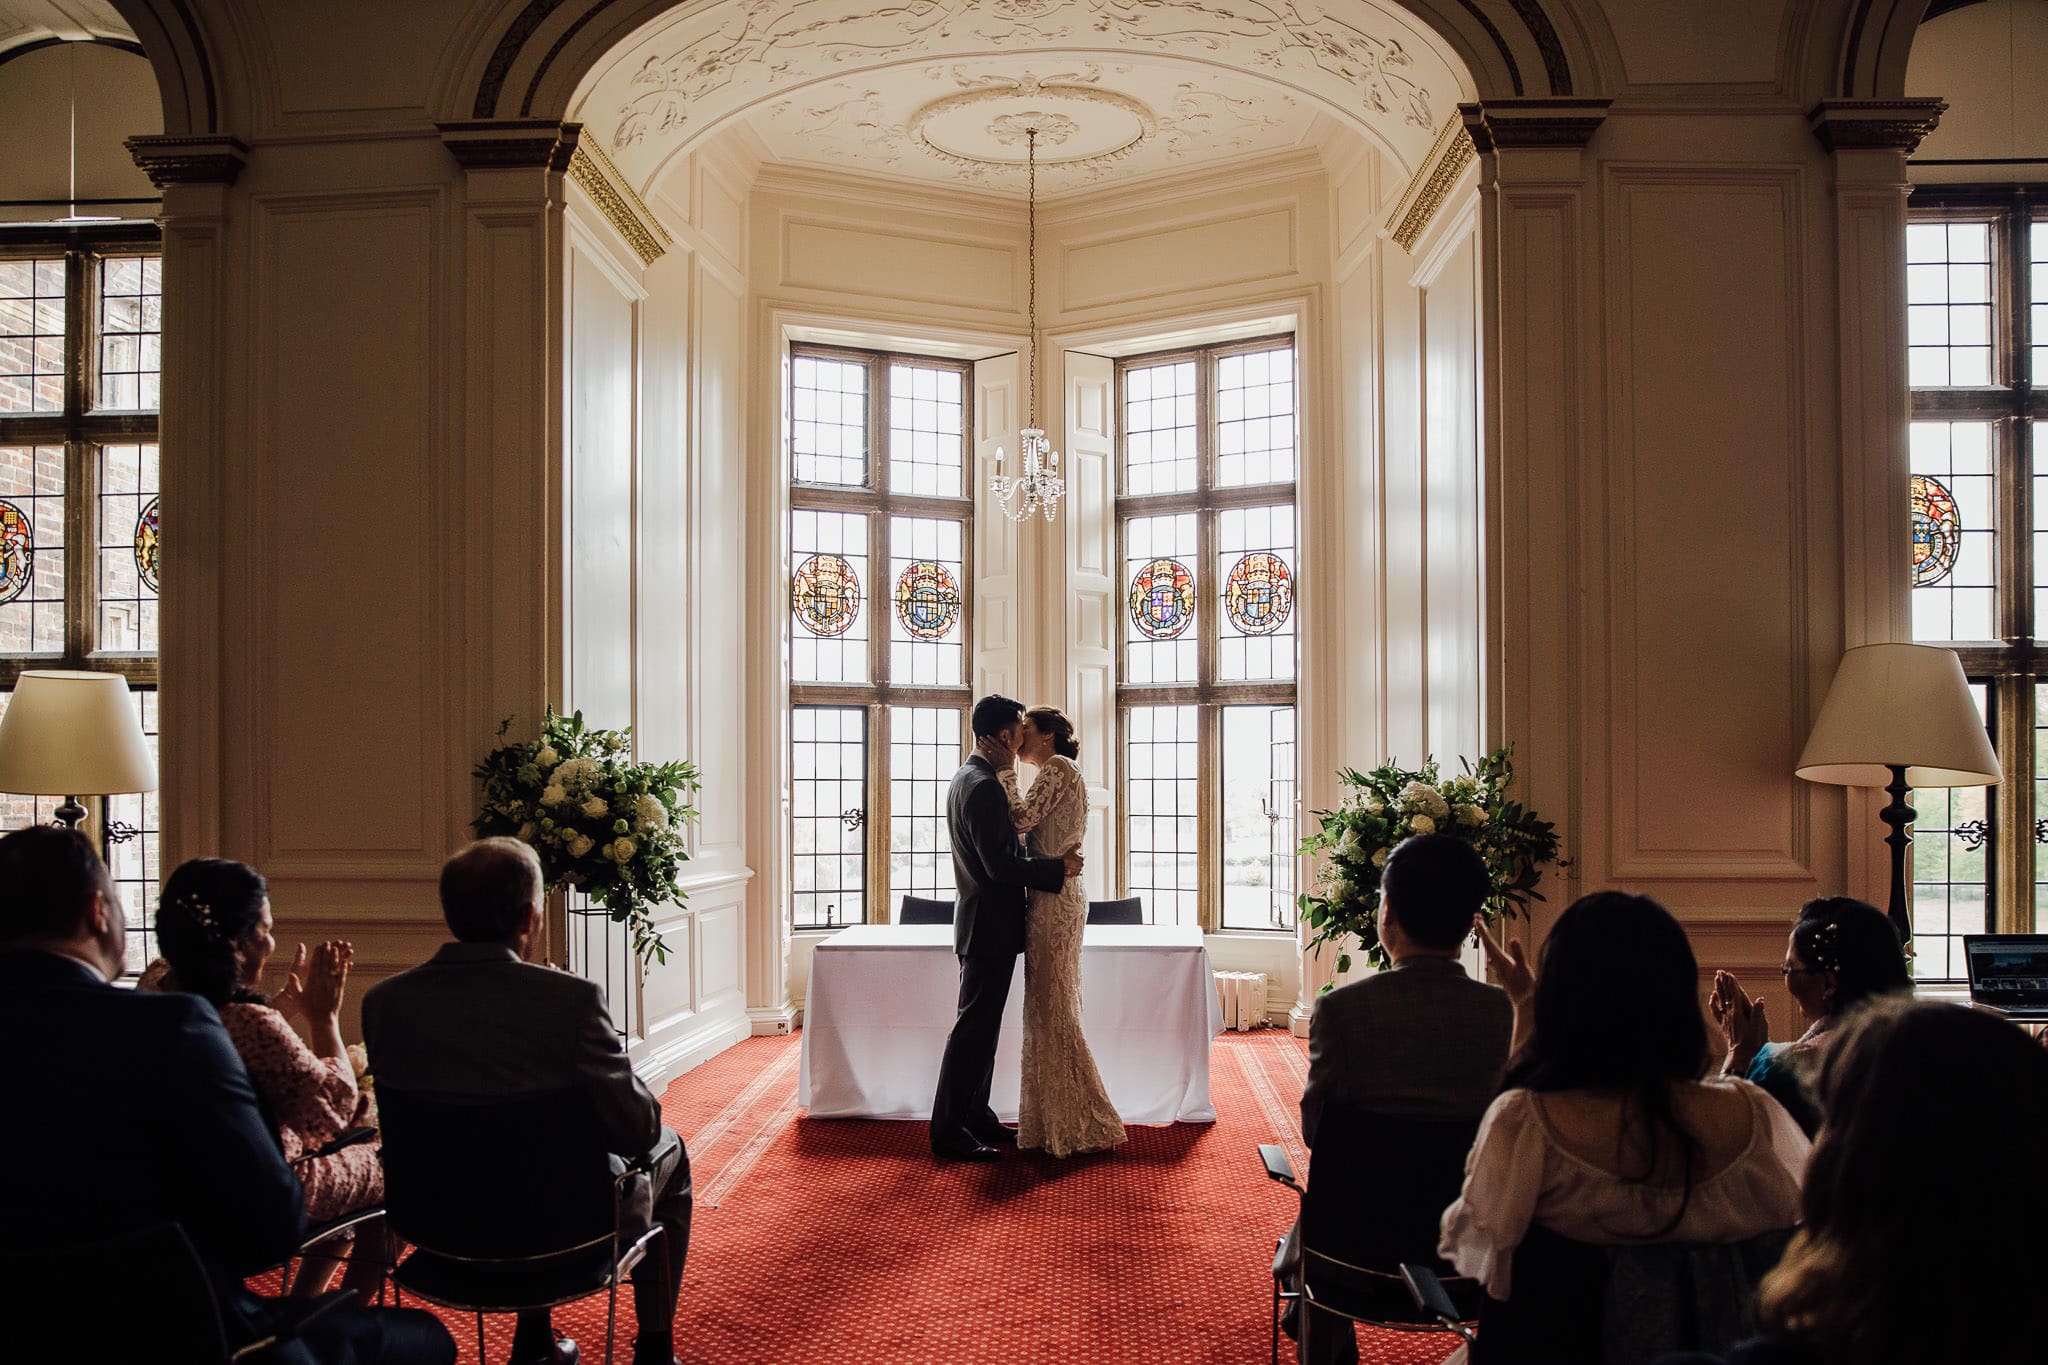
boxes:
[930,694,1083,1161]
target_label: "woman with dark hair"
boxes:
[1662,998,2048,1365]
[1442,893,1809,1303]
[147,858,385,1294]
[985,705,1125,1156]
[1708,896,1908,1135]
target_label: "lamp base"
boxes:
[1879,764,1915,947]
[51,797,87,830]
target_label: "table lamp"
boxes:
[0,670,159,830]
[1796,643,2001,944]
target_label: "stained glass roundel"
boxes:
[1128,558,1196,640]
[1224,551,1293,635]
[792,553,861,637]
[0,501,32,605]
[895,560,960,641]
[135,496,161,593]
[1910,474,1962,588]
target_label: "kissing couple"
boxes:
[929,694,1129,1161]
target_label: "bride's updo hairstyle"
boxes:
[1025,706,1080,760]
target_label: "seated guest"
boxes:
[1707,896,1908,1134]
[1447,893,1810,1305]
[1659,998,2048,1365]
[146,857,388,1297]
[1284,834,1515,1365]
[363,838,691,1365]
[0,825,452,1365]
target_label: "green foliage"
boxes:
[1295,746,1564,980]
[473,706,700,967]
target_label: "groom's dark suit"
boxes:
[930,753,1069,1149]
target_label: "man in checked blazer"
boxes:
[929,693,1083,1161]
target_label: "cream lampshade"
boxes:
[0,670,158,829]
[1797,643,2001,944]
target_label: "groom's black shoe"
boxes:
[974,1124,1018,1147]
[932,1131,1003,1162]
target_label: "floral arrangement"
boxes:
[1296,746,1562,977]
[473,707,700,967]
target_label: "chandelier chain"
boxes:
[1027,127,1038,427]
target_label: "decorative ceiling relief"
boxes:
[581,0,1465,189]
[748,54,1309,194]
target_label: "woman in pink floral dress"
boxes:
[146,858,385,1295]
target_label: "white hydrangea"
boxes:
[1408,814,1436,834]
[554,757,599,792]
[609,836,638,863]
[1398,781,1450,820]
[1457,803,1486,827]
[581,795,608,820]
[541,783,569,808]
[634,794,668,831]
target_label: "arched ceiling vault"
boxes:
[566,0,1480,198]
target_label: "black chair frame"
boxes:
[1259,1141,1481,1364]
[898,895,954,925]
[277,1125,391,1299]
[1086,897,1144,925]
[392,1160,666,1365]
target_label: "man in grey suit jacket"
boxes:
[363,839,690,1365]
[1287,834,1514,1365]
[929,694,1082,1161]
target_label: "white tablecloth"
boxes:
[798,923,1224,1123]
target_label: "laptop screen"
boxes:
[1964,935,2048,1013]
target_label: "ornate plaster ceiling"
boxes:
[572,0,1473,195]
[0,0,132,56]
[746,57,1315,196]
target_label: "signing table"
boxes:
[799,922,1224,1123]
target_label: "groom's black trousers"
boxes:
[931,952,1017,1142]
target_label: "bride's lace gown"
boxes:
[1000,754,1128,1156]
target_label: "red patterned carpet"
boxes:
[281,1030,1459,1365]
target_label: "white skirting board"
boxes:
[1214,970,1271,1030]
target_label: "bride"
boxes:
[984,706,1127,1157]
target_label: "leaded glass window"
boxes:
[0,231,164,974]
[1114,336,1299,932]
[788,344,972,928]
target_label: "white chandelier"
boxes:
[990,127,1065,523]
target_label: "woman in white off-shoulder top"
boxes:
[1443,892,1810,1302]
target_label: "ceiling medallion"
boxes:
[908,75,1156,175]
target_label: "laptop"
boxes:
[1963,934,2048,1021]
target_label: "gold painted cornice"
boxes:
[1386,116,1476,254]
[567,139,673,267]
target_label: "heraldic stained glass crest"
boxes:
[1910,473,1961,588]
[895,559,960,641]
[0,500,32,605]
[1129,557,1196,640]
[792,553,861,637]
[135,496,161,593]
[1224,551,1293,635]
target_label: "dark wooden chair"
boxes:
[1086,897,1144,925]
[898,895,954,924]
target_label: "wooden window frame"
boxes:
[1113,333,1298,933]
[1908,188,2048,951]
[788,343,975,927]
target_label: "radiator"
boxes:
[1214,970,1271,1031]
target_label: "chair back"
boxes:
[1,1222,228,1362]
[1086,897,1144,925]
[1474,1223,1795,1365]
[1300,1104,1484,1326]
[899,895,954,925]
[377,1084,618,1260]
